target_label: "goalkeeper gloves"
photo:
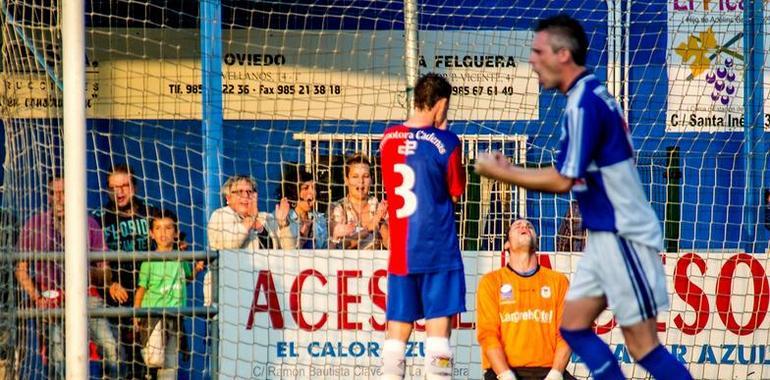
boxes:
[544,369,563,380]
[496,370,516,380]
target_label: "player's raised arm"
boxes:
[474,152,573,193]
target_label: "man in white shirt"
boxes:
[205,175,286,306]
[207,175,276,251]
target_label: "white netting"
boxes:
[0,1,768,379]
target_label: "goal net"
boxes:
[0,0,768,379]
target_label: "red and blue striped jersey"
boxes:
[380,125,466,275]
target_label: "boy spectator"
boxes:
[133,209,204,380]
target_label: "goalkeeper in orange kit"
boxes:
[476,219,575,380]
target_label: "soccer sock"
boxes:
[424,336,453,380]
[638,344,693,380]
[382,339,406,380]
[559,328,624,380]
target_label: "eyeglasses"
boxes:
[108,184,131,193]
[231,189,256,197]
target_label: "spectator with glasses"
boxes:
[207,175,283,251]
[91,163,164,379]
[206,175,286,306]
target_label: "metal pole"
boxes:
[201,0,223,377]
[743,0,764,253]
[403,0,419,116]
[62,0,89,377]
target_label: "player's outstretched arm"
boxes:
[474,152,573,194]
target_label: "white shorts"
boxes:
[566,231,669,326]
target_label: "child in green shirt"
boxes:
[133,210,204,379]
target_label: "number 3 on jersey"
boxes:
[393,163,417,218]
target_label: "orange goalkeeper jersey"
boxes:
[476,264,570,369]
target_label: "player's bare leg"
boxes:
[560,296,606,330]
[382,321,413,380]
[621,318,660,359]
[424,316,453,380]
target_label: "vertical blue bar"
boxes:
[201,0,222,378]
[743,0,764,253]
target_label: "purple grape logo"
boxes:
[707,57,737,105]
[675,28,743,106]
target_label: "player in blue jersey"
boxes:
[379,73,466,380]
[475,15,692,380]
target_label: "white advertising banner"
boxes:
[0,29,536,121]
[667,0,770,132]
[219,249,770,379]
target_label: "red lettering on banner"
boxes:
[338,270,363,330]
[594,317,616,335]
[715,254,770,336]
[246,270,284,329]
[240,252,770,335]
[369,269,387,331]
[290,269,328,331]
[452,313,475,329]
[673,253,710,335]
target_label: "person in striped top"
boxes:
[379,73,466,380]
[475,14,692,380]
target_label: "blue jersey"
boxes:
[555,72,662,250]
[380,125,466,274]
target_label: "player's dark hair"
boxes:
[149,208,178,230]
[413,73,451,111]
[280,167,315,202]
[506,218,539,253]
[535,14,588,66]
[106,163,137,186]
[47,175,63,187]
[344,153,371,177]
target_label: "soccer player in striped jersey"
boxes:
[379,73,466,380]
[475,15,692,380]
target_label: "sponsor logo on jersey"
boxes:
[397,140,418,156]
[540,285,552,299]
[499,309,554,324]
[500,284,514,303]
